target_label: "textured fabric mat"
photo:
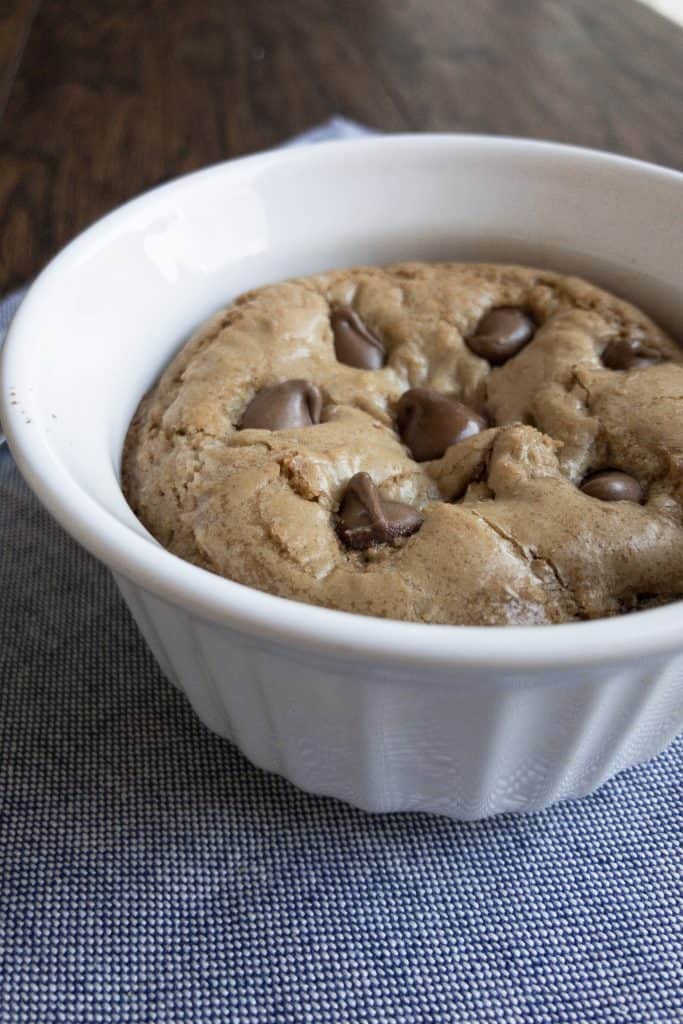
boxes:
[0,120,681,1024]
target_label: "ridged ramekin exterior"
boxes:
[115,574,683,819]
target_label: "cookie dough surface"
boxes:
[122,262,683,625]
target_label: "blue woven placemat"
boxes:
[0,121,681,1024]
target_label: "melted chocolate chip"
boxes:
[580,470,643,504]
[331,308,385,370]
[239,380,323,430]
[602,336,662,370]
[337,472,423,550]
[466,307,536,365]
[396,388,487,462]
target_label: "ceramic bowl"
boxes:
[2,135,682,818]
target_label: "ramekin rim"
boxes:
[3,132,683,673]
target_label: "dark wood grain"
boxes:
[0,0,41,119]
[0,0,682,292]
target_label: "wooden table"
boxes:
[1,0,682,293]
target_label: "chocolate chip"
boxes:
[239,380,323,430]
[337,472,423,550]
[396,388,487,462]
[580,470,643,504]
[466,307,536,365]
[602,336,662,370]
[331,308,385,370]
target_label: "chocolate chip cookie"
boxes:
[122,262,683,625]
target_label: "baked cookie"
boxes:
[122,262,683,625]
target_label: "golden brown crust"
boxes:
[122,262,683,625]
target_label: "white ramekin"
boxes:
[2,135,682,819]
